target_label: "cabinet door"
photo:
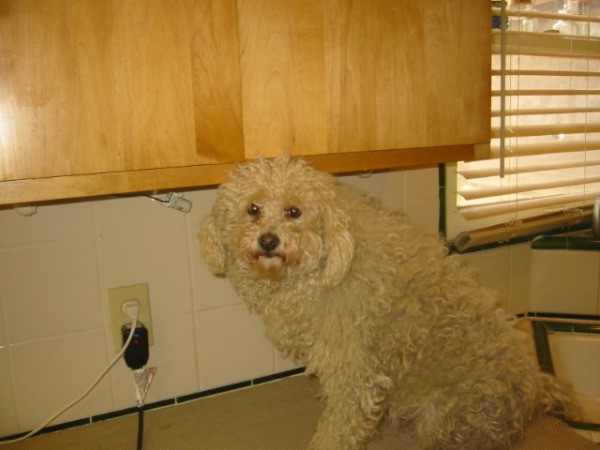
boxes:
[237,0,489,159]
[0,0,244,182]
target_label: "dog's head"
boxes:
[199,154,354,288]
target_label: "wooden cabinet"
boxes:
[0,0,489,206]
[0,0,244,179]
[238,0,489,158]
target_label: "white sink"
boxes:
[548,331,600,441]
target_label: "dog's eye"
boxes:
[248,204,261,217]
[286,206,302,219]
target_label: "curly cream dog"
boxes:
[200,154,575,449]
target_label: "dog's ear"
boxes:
[199,215,227,276]
[320,207,354,288]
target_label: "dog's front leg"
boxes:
[306,372,389,450]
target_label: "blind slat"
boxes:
[459,158,600,179]
[492,89,600,96]
[492,70,600,77]
[492,7,600,24]
[490,139,600,158]
[491,123,600,139]
[494,48,600,59]
[491,107,600,117]
[453,208,592,252]
[492,31,600,59]
[458,175,600,201]
[459,191,600,221]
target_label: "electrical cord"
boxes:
[121,310,151,450]
[123,326,152,450]
[131,364,157,450]
[0,314,139,446]
[137,406,144,450]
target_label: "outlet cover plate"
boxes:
[108,283,154,352]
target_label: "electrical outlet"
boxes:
[108,283,154,352]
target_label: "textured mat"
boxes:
[2,375,597,449]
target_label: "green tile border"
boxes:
[573,323,600,334]
[532,235,600,251]
[532,321,555,375]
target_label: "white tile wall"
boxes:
[195,305,275,390]
[458,246,512,311]
[0,166,439,437]
[9,330,113,430]
[456,243,600,317]
[456,243,534,315]
[0,239,103,343]
[0,349,18,437]
[507,244,533,314]
[339,166,440,234]
[530,250,600,315]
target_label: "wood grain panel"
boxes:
[111,0,198,171]
[0,1,120,180]
[0,145,474,206]
[190,0,245,163]
[238,0,490,159]
[422,2,491,146]
[0,0,234,182]
[237,0,329,156]
[324,0,423,152]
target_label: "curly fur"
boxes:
[200,154,577,450]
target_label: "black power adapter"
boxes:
[122,323,150,370]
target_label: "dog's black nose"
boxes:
[258,233,280,252]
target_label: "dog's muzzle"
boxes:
[258,232,280,254]
[253,232,288,280]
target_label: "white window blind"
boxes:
[446,0,600,250]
